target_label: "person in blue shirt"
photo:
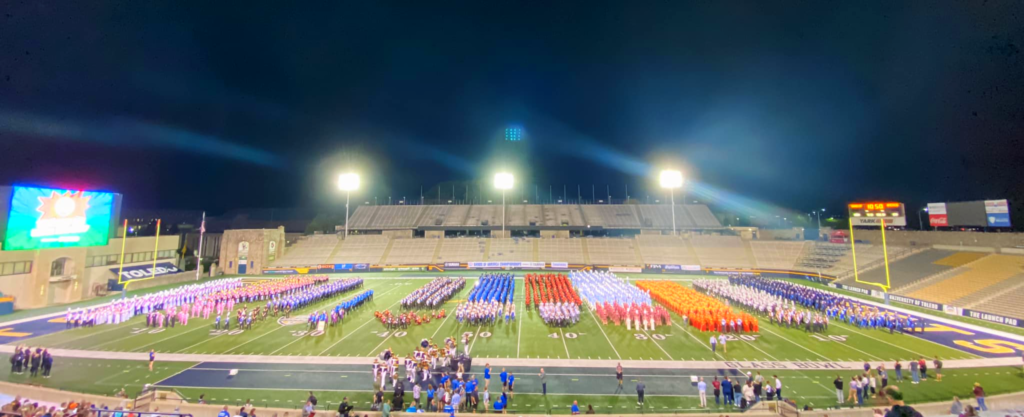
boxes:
[507,372,516,398]
[148,349,155,372]
[721,377,734,407]
[571,401,580,415]
[499,368,508,392]
[426,384,435,412]
[484,364,492,390]
[217,406,230,417]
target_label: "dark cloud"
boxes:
[0,2,1021,217]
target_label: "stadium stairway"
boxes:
[431,239,444,263]
[580,238,592,264]
[633,236,645,265]
[378,238,396,264]
[742,241,758,268]
[532,239,540,260]
[483,238,492,261]
[894,253,994,295]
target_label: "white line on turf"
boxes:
[672,322,724,360]
[584,305,621,359]
[759,326,830,361]
[558,328,571,358]
[316,284,406,356]
[516,280,524,358]
[468,324,483,354]
[134,324,212,352]
[639,327,673,360]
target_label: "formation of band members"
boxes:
[637,279,760,333]
[209,277,364,331]
[456,273,516,325]
[64,278,244,328]
[726,276,926,333]
[524,273,581,326]
[376,309,446,329]
[570,271,671,329]
[309,286,373,330]
[401,277,465,309]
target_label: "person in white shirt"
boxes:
[774,375,782,398]
[698,377,707,407]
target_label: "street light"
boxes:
[919,207,928,230]
[338,173,360,240]
[659,170,684,236]
[494,173,514,236]
[811,208,825,229]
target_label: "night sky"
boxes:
[1,3,1021,220]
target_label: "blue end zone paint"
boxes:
[0,314,72,344]
[843,305,1024,358]
[155,362,755,396]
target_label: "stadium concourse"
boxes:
[2,271,1024,415]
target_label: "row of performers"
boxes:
[375,309,447,329]
[310,289,375,329]
[64,278,245,328]
[594,302,672,330]
[401,277,465,309]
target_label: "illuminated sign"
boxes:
[848,202,907,227]
[4,186,115,251]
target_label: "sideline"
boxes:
[2,345,1016,371]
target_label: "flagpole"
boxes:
[196,212,205,281]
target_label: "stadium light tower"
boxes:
[338,173,360,240]
[659,170,684,236]
[494,173,514,236]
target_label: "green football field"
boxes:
[3,272,1022,414]
[12,275,984,361]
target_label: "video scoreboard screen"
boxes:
[1,186,119,251]
[848,202,907,227]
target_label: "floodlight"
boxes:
[659,170,683,189]
[494,173,514,190]
[338,173,360,191]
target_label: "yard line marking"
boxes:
[468,324,483,354]
[517,280,524,358]
[558,328,571,359]
[735,333,834,395]
[316,283,406,356]
[759,326,830,360]
[47,324,128,348]
[584,305,621,359]
[672,322,724,360]
[134,324,211,352]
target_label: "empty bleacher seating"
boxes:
[465,205,499,227]
[329,235,389,264]
[969,281,1024,320]
[383,239,439,265]
[580,205,642,228]
[906,254,1024,304]
[417,205,453,227]
[684,205,722,228]
[585,238,641,265]
[750,241,809,269]
[488,238,535,262]
[638,205,695,228]
[690,235,753,268]
[272,234,340,266]
[437,238,487,263]
[637,235,699,265]
[368,206,423,229]
[537,238,586,264]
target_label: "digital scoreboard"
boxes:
[2,186,118,250]
[848,202,907,227]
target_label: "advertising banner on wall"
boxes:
[111,262,182,282]
[984,199,1011,227]
[927,203,948,227]
[963,309,1021,327]
[550,262,569,269]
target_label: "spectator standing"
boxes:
[722,377,734,407]
[615,363,624,393]
[636,379,646,406]
[698,377,707,408]
[712,376,721,405]
[774,375,782,398]
[934,357,943,382]
[909,359,919,384]
[919,357,927,381]
[570,401,580,415]
[539,368,547,395]
[833,375,843,404]
[337,398,352,417]
[973,383,987,411]
[894,360,903,381]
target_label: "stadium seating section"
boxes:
[346,204,722,230]
[971,282,1024,321]
[382,238,439,265]
[585,238,641,265]
[436,238,487,263]
[637,235,699,265]
[749,241,809,270]
[536,238,586,264]
[270,234,339,266]
[488,238,535,262]
[328,235,389,264]
[904,254,1024,305]
[690,235,754,268]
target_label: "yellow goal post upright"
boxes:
[119,218,161,297]
[848,217,893,296]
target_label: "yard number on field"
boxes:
[810,334,848,342]
[548,332,581,339]
[374,331,408,338]
[131,328,166,335]
[633,333,670,341]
